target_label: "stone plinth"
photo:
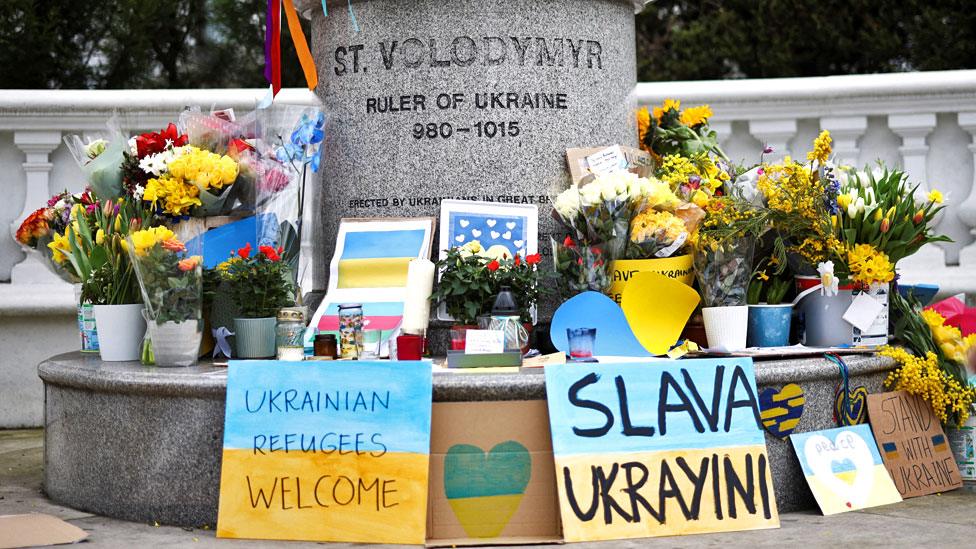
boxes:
[307,0,641,285]
[39,352,894,526]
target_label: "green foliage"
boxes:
[0,0,308,89]
[636,1,976,81]
[219,246,295,319]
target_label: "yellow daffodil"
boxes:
[47,232,70,264]
[928,189,944,204]
[128,226,176,256]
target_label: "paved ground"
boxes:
[2,429,975,548]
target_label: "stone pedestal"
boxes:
[306,0,644,287]
[39,352,895,525]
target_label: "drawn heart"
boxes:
[444,441,531,538]
[804,430,875,509]
[490,231,500,239]
[513,240,524,248]
[834,385,868,426]
[486,219,497,227]
[506,222,516,230]
[502,231,511,240]
[471,229,482,238]
[459,219,470,228]
[758,384,805,438]
[455,234,465,243]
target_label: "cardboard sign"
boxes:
[866,391,962,497]
[427,400,561,545]
[544,358,779,542]
[216,360,433,544]
[0,514,88,549]
[789,424,902,515]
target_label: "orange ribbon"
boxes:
[282,0,318,91]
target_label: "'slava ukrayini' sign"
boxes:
[544,358,780,542]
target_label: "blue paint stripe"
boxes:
[545,359,766,456]
[340,229,426,259]
[222,361,432,454]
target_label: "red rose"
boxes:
[259,245,280,262]
[237,243,252,259]
[486,260,500,272]
[590,246,602,255]
[525,253,542,265]
[563,235,576,248]
[514,254,521,266]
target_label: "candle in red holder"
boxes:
[397,334,424,360]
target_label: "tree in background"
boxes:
[0,0,306,89]
[636,0,976,81]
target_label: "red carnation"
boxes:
[259,245,280,262]
[525,253,542,265]
[237,243,252,259]
[486,259,500,272]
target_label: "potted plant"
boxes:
[128,230,203,366]
[746,254,793,347]
[49,198,150,361]
[432,244,496,350]
[219,243,295,358]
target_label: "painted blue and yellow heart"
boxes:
[834,385,868,426]
[758,383,805,438]
[443,440,532,538]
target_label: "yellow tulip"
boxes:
[95,229,105,245]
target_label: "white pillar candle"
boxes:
[401,258,435,334]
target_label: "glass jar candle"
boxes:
[337,303,363,359]
[313,333,337,359]
[275,307,306,361]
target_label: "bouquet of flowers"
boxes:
[637,99,729,162]
[835,167,950,265]
[127,229,203,366]
[694,197,766,307]
[883,292,976,427]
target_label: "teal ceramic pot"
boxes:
[233,317,277,358]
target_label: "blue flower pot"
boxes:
[747,304,793,348]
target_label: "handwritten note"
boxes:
[866,391,962,498]
[216,361,432,544]
[464,330,505,354]
[544,358,779,542]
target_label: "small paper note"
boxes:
[843,292,884,332]
[464,330,505,354]
[522,352,567,368]
[584,145,626,176]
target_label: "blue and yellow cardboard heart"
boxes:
[758,383,805,438]
[444,441,531,538]
[834,385,868,426]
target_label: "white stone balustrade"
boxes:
[636,69,976,297]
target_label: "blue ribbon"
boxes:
[213,326,235,358]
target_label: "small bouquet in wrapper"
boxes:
[693,197,766,307]
[127,228,204,366]
[64,119,128,200]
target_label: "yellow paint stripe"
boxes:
[337,257,412,288]
[787,397,806,407]
[778,418,800,431]
[760,407,788,419]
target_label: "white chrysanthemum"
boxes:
[553,188,581,219]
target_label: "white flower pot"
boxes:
[702,305,749,352]
[92,304,147,361]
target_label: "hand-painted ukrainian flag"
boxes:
[335,229,428,288]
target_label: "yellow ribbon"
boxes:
[281,0,319,90]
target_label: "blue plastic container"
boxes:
[747,304,793,347]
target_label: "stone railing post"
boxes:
[956,112,976,267]
[748,119,797,159]
[888,113,937,196]
[9,130,66,285]
[820,116,868,168]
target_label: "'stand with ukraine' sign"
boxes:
[544,358,780,542]
[216,360,432,544]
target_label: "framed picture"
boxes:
[437,200,539,321]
